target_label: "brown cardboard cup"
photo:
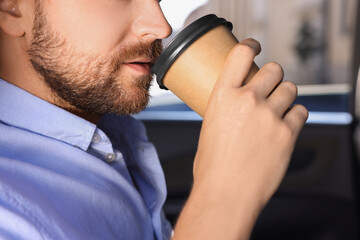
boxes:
[152,14,258,117]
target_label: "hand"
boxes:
[173,38,308,240]
[194,38,308,201]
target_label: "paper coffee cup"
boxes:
[152,14,259,117]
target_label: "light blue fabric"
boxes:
[0,79,172,240]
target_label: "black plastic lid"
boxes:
[152,14,233,89]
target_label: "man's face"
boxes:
[27,0,171,115]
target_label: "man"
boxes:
[0,0,308,239]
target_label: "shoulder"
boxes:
[0,156,85,240]
[0,162,52,240]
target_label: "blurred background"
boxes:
[136,0,360,239]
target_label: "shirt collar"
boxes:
[0,78,97,151]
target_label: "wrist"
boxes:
[173,182,264,240]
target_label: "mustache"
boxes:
[110,40,163,70]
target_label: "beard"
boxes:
[27,1,163,115]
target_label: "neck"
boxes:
[0,34,101,124]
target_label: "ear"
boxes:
[0,0,24,37]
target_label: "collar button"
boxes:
[106,153,116,163]
[92,133,101,143]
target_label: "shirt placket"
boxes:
[88,129,133,184]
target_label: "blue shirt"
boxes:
[0,79,173,239]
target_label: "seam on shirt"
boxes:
[0,189,54,240]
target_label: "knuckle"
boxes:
[263,106,277,121]
[231,43,256,58]
[264,62,284,76]
[282,81,298,96]
[240,88,258,104]
[294,104,309,121]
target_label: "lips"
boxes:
[123,59,155,74]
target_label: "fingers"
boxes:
[245,62,284,98]
[217,38,261,88]
[267,81,297,116]
[284,104,309,137]
[214,37,308,134]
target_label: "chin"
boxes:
[114,90,150,115]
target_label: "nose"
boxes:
[131,0,172,41]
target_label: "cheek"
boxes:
[45,0,133,55]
